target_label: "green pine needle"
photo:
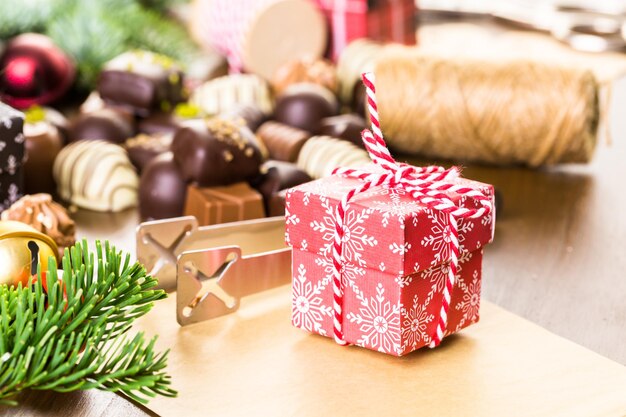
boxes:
[0,240,177,406]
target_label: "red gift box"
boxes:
[314,0,417,60]
[285,169,495,355]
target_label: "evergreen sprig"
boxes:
[0,240,177,406]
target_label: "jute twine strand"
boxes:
[353,47,600,167]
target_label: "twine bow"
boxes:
[329,72,493,348]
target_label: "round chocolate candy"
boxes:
[319,114,368,148]
[23,107,64,194]
[273,83,338,134]
[139,152,187,221]
[70,108,135,144]
[171,118,263,187]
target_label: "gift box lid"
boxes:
[285,169,494,277]
[0,102,25,174]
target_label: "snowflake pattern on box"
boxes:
[347,283,402,354]
[421,209,474,266]
[453,269,481,332]
[363,187,420,229]
[292,264,333,336]
[287,171,494,355]
[310,195,377,265]
[401,294,434,350]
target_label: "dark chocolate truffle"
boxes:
[124,134,172,173]
[98,50,185,116]
[319,114,367,148]
[171,118,263,187]
[139,152,187,221]
[273,83,338,134]
[70,108,135,144]
[23,107,63,194]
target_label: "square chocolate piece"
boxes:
[184,182,265,226]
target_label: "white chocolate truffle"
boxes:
[53,140,139,212]
[190,74,273,116]
[297,135,371,179]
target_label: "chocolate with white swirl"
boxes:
[53,140,139,212]
[296,136,371,179]
[190,74,273,116]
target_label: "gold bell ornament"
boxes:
[0,220,59,287]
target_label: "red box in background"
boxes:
[314,0,417,60]
[285,172,495,356]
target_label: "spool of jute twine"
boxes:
[339,42,601,166]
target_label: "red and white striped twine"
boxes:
[329,72,493,349]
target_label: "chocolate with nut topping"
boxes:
[171,118,263,187]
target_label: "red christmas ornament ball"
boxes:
[0,33,75,109]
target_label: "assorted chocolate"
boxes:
[139,152,187,221]
[171,118,263,187]
[273,83,339,134]
[70,108,135,144]
[124,133,172,173]
[191,74,273,116]
[7,48,379,226]
[297,136,371,179]
[0,102,25,212]
[319,114,368,148]
[23,106,64,194]
[1,193,75,258]
[220,104,267,133]
[256,121,310,162]
[53,140,139,212]
[97,50,186,116]
[137,103,203,137]
[184,182,265,226]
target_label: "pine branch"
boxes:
[0,240,177,406]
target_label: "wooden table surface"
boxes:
[4,21,626,417]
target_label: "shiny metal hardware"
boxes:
[136,216,291,325]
